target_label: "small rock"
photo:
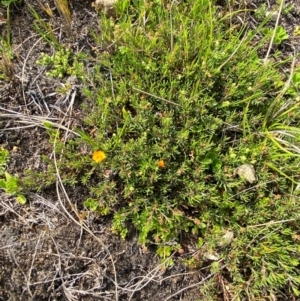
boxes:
[266,10,279,21]
[93,0,117,17]
[234,164,256,184]
[218,231,234,248]
[203,250,220,261]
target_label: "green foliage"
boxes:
[0,172,18,194]
[83,197,111,215]
[0,172,26,204]
[294,26,300,37]
[1,0,21,6]
[27,0,300,299]
[0,41,14,80]
[0,149,26,204]
[43,121,60,143]
[0,0,22,53]
[287,67,300,97]
[0,26,16,81]
[28,4,61,48]
[280,1,294,15]
[263,25,289,45]
[255,0,295,19]
[0,148,9,173]
[254,4,267,20]
[37,48,85,78]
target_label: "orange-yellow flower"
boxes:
[158,160,165,168]
[92,150,106,163]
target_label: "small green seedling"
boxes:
[83,198,99,211]
[254,4,267,20]
[263,25,289,45]
[0,171,26,204]
[1,0,21,5]
[202,151,222,172]
[0,148,9,173]
[0,148,26,204]
[286,68,300,96]
[83,198,110,215]
[279,1,294,15]
[37,48,85,78]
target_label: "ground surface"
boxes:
[0,1,300,300]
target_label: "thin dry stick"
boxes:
[26,232,43,298]
[54,172,119,300]
[163,264,227,301]
[263,0,284,64]
[13,33,40,53]
[0,244,14,250]
[106,19,140,51]
[124,270,198,291]
[226,180,276,201]
[218,274,230,301]
[50,236,77,301]
[0,111,80,135]
[0,200,30,227]
[132,87,181,107]
[246,223,280,250]
[217,35,247,72]
[259,225,283,242]
[247,218,297,228]
[272,51,296,119]
[21,36,44,107]
[127,260,170,300]
[51,93,119,300]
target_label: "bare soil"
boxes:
[0,1,299,300]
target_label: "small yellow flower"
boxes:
[158,160,165,168]
[92,150,106,163]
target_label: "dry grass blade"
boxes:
[163,264,227,301]
[132,87,181,107]
[0,12,7,25]
[54,0,72,23]
[127,257,174,301]
[49,89,119,300]
[0,52,14,80]
[37,0,54,18]
[54,161,120,300]
[54,0,72,36]
[26,233,43,298]
[0,112,80,136]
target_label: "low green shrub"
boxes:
[26,0,300,299]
